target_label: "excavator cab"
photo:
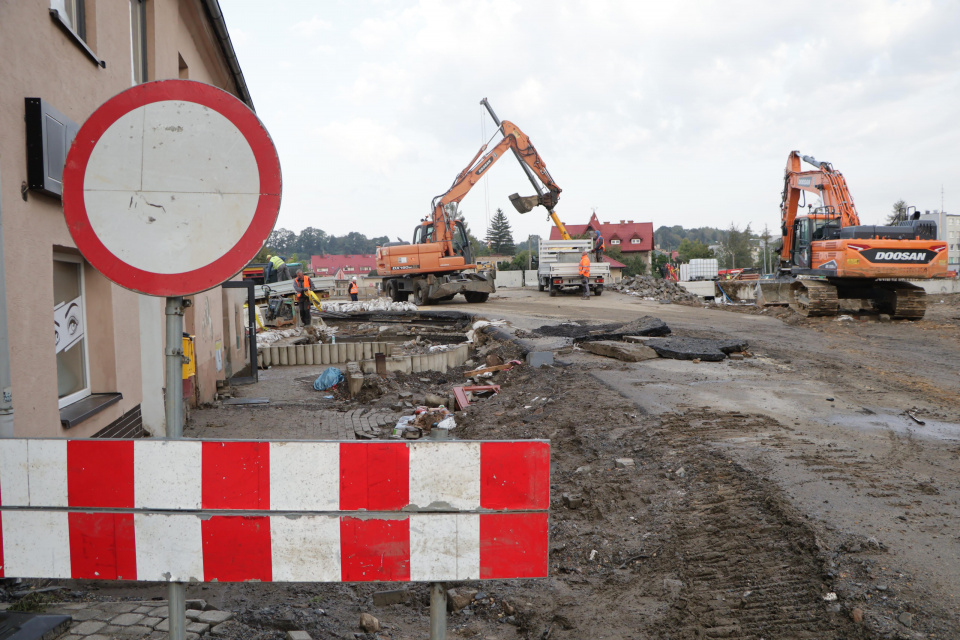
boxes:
[791,211,842,270]
[791,218,813,269]
[411,219,474,263]
[412,222,434,244]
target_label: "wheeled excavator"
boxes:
[376,99,571,305]
[757,151,948,318]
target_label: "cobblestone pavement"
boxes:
[186,405,396,440]
[14,599,247,640]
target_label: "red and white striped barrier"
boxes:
[0,440,549,583]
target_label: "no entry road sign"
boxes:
[61,80,281,297]
[0,439,550,583]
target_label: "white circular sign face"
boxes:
[63,80,281,296]
[84,101,260,274]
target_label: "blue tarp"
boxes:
[313,367,344,391]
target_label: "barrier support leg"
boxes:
[168,582,186,640]
[165,296,187,640]
[430,582,447,640]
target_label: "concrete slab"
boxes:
[580,341,659,362]
[644,337,748,362]
[525,351,554,368]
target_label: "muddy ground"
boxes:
[25,289,960,640]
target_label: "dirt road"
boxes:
[437,288,960,636]
[39,289,959,639]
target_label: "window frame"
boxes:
[49,0,106,68]
[129,0,148,84]
[630,238,643,244]
[54,253,92,410]
[610,239,621,245]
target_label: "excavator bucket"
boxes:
[509,193,540,214]
[754,279,794,307]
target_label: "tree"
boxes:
[485,208,515,255]
[886,199,908,225]
[650,251,669,278]
[297,227,328,257]
[676,238,713,262]
[757,224,777,274]
[267,228,296,256]
[606,246,647,277]
[719,223,754,269]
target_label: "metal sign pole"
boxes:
[430,583,447,640]
[164,296,187,640]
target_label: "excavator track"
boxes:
[873,281,927,320]
[788,280,839,317]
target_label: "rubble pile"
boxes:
[255,326,303,348]
[613,276,701,304]
[321,299,418,313]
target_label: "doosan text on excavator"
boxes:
[756,151,948,319]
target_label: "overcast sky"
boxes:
[220,0,960,244]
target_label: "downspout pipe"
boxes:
[201,0,255,111]
[0,171,13,437]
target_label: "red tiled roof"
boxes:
[603,256,626,268]
[549,213,653,252]
[310,254,378,275]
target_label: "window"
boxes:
[610,239,621,245]
[130,0,147,84]
[50,0,104,67]
[51,0,84,39]
[54,255,90,408]
[631,238,642,244]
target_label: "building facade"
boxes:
[0,0,252,438]
[917,211,960,273]
[549,213,654,266]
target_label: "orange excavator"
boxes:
[377,99,570,305]
[757,151,948,318]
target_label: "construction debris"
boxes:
[464,361,522,377]
[452,385,500,410]
[644,337,749,362]
[612,276,701,303]
[534,316,670,341]
[580,341,659,362]
[393,405,456,439]
[321,299,418,314]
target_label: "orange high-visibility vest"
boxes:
[295,275,311,299]
[349,282,358,294]
[579,254,590,277]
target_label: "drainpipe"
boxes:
[200,0,255,111]
[0,170,13,437]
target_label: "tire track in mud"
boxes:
[653,412,859,640]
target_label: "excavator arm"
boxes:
[428,117,568,254]
[779,150,861,260]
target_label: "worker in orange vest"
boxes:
[293,269,312,326]
[349,276,359,302]
[579,250,591,299]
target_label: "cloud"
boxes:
[312,118,406,176]
[291,15,331,37]
[221,0,960,236]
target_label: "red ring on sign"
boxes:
[62,80,282,297]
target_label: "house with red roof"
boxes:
[310,254,378,277]
[603,256,627,283]
[549,213,654,267]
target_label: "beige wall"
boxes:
[0,0,253,433]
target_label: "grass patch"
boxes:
[9,591,58,613]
